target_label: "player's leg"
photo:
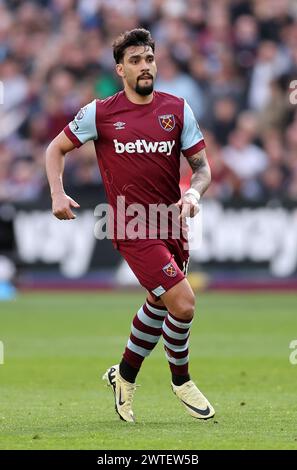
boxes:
[160,278,215,419]
[147,292,166,308]
[117,240,179,383]
[103,295,167,423]
[119,294,167,383]
[161,278,195,385]
[103,240,171,422]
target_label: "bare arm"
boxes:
[187,148,211,196]
[46,131,80,220]
[178,148,211,220]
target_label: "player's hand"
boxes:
[176,194,199,221]
[51,192,80,220]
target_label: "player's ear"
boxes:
[116,63,125,78]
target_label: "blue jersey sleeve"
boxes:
[181,100,205,157]
[65,99,98,147]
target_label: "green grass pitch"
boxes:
[0,291,296,450]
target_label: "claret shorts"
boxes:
[116,238,189,300]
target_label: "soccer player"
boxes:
[46,29,214,423]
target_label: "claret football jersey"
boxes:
[64,90,205,239]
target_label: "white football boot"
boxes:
[103,364,136,423]
[172,380,215,420]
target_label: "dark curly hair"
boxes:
[112,28,155,64]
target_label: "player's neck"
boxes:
[124,87,154,105]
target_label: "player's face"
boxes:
[117,46,157,96]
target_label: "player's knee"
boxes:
[172,293,195,321]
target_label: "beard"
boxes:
[135,78,154,96]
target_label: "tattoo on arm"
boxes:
[186,149,211,196]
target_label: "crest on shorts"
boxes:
[158,114,175,131]
[162,262,177,277]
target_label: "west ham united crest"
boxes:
[158,114,175,132]
[162,262,177,277]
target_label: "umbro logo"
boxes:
[114,121,126,130]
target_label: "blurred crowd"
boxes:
[1,0,297,203]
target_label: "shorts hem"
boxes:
[149,273,185,301]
